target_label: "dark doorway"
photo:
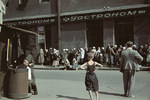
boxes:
[115,18,134,46]
[45,25,51,49]
[86,20,103,48]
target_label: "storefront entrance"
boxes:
[86,20,103,48]
[115,18,134,46]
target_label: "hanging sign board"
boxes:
[3,7,150,26]
[61,7,149,23]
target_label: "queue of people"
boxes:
[41,47,106,70]
[38,43,149,70]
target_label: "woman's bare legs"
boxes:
[88,91,93,100]
[95,91,99,100]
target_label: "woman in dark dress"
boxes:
[80,51,103,100]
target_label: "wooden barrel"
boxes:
[8,68,29,99]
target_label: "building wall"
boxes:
[60,0,147,13]
[3,0,150,50]
[134,16,150,47]
[4,0,51,19]
[4,0,147,19]
[61,22,86,50]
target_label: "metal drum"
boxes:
[8,68,29,99]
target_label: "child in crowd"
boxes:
[72,58,78,70]
[64,59,71,70]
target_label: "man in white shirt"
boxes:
[23,59,32,81]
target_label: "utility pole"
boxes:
[57,0,61,52]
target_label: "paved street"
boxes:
[1,69,150,100]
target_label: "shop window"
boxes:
[19,0,28,5]
[6,1,9,7]
[17,0,28,10]
[39,0,49,3]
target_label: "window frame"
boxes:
[19,0,28,5]
[6,1,9,8]
[39,0,49,3]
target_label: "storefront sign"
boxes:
[62,7,149,22]
[3,7,149,26]
[4,18,55,26]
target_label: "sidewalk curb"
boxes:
[34,65,150,71]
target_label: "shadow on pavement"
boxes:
[99,91,124,97]
[56,95,87,100]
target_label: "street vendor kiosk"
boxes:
[0,24,38,99]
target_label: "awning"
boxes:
[0,24,38,36]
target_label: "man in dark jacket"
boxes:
[120,41,143,98]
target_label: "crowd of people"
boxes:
[15,41,148,99]
[37,43,150,69]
